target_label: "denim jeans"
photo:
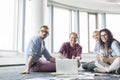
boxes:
[82,61,96,71]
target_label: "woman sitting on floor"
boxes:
[94,28,120,74]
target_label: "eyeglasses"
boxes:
[40,30,49,34]
[100,34,107,37]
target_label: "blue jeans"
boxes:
[82,61,96,71]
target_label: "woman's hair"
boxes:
[99,28,114,49]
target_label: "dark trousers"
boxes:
[82,61,96,71]
[30,59,56,72]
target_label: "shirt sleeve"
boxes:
[58,43,66,54]
[111,40,120,56]
[94,41,100,54]
[26,37,41,57]
[42,48,51,61]
[76,45,82,58]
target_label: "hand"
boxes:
[101,53,106,57]
[20,70,30,74]
[102,57,109,63]
[50,57,55,62]
[72,55,75,59]
[96,55,103,61]
[73,56,81,60]
[96,55,100,60]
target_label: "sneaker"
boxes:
[93,67,106,73]
[116,68,120,74]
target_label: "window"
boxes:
[79,12,88,53]
[53,7,70,52]
[45,6,51,52]
[48,4,100,54]
[0,0,16,50]
[106,14,120,41]
[89,14,97,52]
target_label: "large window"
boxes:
[53,7,70,52]
[89,14,97,52]
[0,0,16,50]
[47,3,120,54]
[79,13,97,53]
[79,12,88,53]
[106,14,120,41]
[45,6,51,52]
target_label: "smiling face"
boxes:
[69,32,78,47]
[93,31,99,41]
[100,31,108,43]
[39,26,49,39]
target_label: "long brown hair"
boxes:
[99,28,114,49]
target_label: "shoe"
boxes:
[93,67,106,73]
[116,68,120,74]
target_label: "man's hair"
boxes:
[93,30,99,34]
[40,25,49,30]
[69,32,78,38]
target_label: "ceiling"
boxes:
[90,0,120,3]
[49,0,120,13]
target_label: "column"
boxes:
[25,0,47,49]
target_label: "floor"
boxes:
[2,51,120,80]
[0,64,120,80]
[0,51,96,66]
[0,51,24,66]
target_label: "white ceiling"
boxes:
[90,0,120,3]
[49,0,120,13]
[105,0,120,2]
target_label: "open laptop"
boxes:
[56,59,78,75]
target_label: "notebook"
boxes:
[56,59,78,75]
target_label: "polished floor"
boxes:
[0,51,24,66]
[1,51,120,80]
[0,64,120,80]
[0,51,96,66]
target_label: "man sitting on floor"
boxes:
[21,25,56,74]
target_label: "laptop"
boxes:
[56,59,78,75]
